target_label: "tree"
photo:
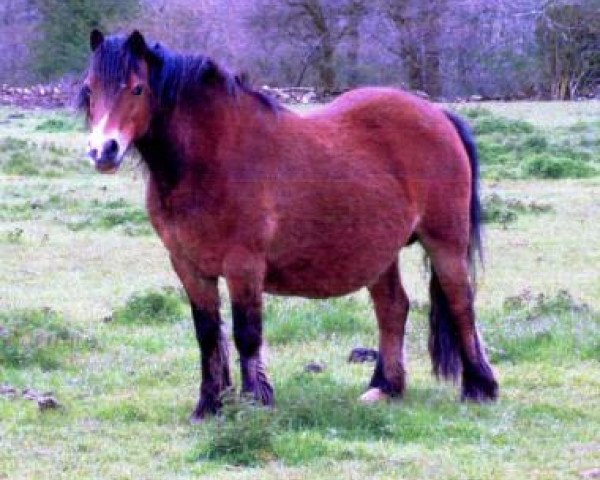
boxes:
[0,0,39,84]
[32,0,139,81]
[536,0,600,99]
[383,0,446,98]
[248,0,368,92]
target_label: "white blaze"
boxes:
[87,113,128,163]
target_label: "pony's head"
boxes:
[80,30,155,173]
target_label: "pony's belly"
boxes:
[264,242,400,298]
[264,195,414,297]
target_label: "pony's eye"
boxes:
[132,85,143,96]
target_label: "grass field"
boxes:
[1,101,599,479]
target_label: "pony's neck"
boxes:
[135,91,241,197]
[135,109,186,198]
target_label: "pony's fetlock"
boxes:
[369,357,406,397]
[461,361,498,402]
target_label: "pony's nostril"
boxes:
[88,148,98,160]
[102,140,119,160]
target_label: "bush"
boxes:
[0,308,93,369]
[521,134,548,153]
[32,0,139,81]
[194,400,276,466]
[484,290,599,363]
[474,116,535,135]
[522,154,596,179]
[482,192,552,225]
[112,289,186,325]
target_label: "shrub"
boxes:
[522,154,596,179]
[32,0,139,81]
[482,192,552,225]
[484,290,599,363]
[521,134,549,153]
[474,116,535,135]
[195,400,276,466]
[0,308,93,369]
[111,289,186,325]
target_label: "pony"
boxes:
[80,30,498,422]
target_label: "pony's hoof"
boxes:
[359,388,389,404]
[189,412,206,425]
[189,395,221,424]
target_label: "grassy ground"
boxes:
[0,101,599,479]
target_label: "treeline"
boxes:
[1,0,598,100]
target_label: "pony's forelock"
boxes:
[81,33,279,112]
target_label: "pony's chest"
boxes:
[147,190,229,276]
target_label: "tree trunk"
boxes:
[318,37,337,93]
[421,2,442,98]
[346,9,361,87]
[402,41,423,92]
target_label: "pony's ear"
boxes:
[90,29,104,51]
[127,30,147,57]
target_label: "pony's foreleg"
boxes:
[224,250,274,406]
[170,257,231,422]
[361,260,409,403]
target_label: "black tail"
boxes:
[428,112,483,382]
[444,111,483,268]
[428,269,462,381]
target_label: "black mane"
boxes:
[78,34,279,112]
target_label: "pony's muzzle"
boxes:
[88,139,121,173]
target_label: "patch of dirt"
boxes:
[0,385,17,397]
[580,468,600,479]
[304,362,325,373]
[2,385,61,411]
[348,347,378,363]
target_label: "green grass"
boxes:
[0,136,88,177]
[35,115,85,133]
[457,107,599,180]
[1,103,600,479]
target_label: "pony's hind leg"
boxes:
[224,249,274,406]
[423,240,498,401]
[361,259,409,403]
